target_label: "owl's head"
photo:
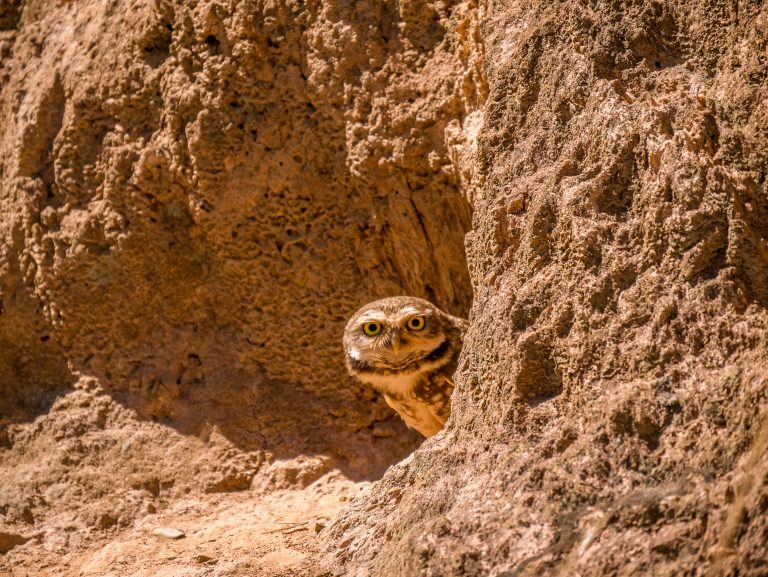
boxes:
[342,296,455,371]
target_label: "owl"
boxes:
[342,296,468,437]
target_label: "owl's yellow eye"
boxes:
[406,316,425,331]
[362,321,381,336]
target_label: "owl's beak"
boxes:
[390,334,405,354]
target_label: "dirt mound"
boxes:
[323,1,768,575]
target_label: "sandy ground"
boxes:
[2,469,362,577]
[0,385,396,577]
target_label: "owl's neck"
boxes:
[362,370,424,397]
[347,339,454,398]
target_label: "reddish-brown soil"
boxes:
[1,0,766,576]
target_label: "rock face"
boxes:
[0,0,483,572]
[1,0,767,575]
[0,0,481,428]
[323,1,768,576]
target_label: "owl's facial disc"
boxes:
[345,304,447,369]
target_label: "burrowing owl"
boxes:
[342,296,468,437]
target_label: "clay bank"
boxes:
[1,1,767,576]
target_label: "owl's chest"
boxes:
[365,369,454,404]
[381,373,454,437]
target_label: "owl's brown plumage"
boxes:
[342,296,467,437]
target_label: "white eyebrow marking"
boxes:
[367,309,384,316]
[358,309,385,322]
[396,306,427,321]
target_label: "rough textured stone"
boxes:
[2,0,767,576]
[0,0,480,431]
[323,1,768,575]
[0,0,483,574]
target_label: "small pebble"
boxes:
[152,527,185,539]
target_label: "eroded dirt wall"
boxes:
[0,0,484,571]
[324,1,768,575]
[0,0,483,448]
